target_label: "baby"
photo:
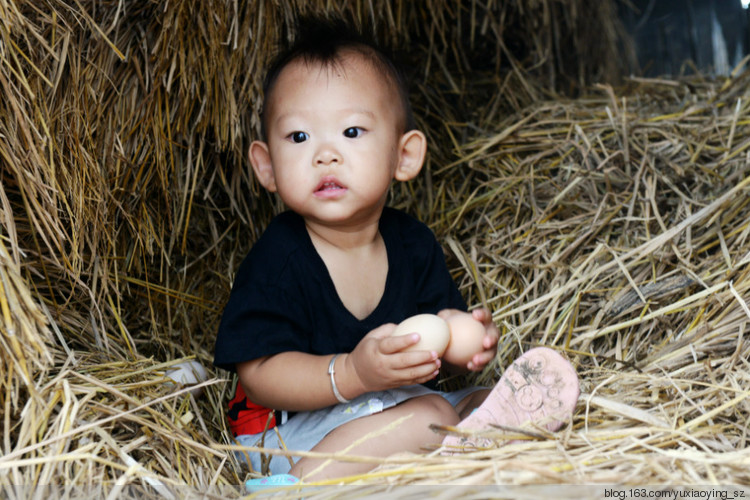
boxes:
[213,16,579,490]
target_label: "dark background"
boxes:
[620,0,750,76]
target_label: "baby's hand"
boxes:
[466,307,499,371]
[439,308,499,372]
[346,323,441,393]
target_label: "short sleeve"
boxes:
[213,213,314,372]
[213,278,310,372]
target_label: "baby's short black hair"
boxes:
[259,15,416,139]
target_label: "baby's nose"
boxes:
[314,143,341,165]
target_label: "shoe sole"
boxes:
[442,346,579,451]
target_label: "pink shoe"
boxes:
[442,347,579,451]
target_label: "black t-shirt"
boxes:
[214,207,466,372]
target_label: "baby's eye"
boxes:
[343,127,364,138]
[289,131,309,143]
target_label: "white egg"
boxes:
[165,360,207,396]
[443,313,486,366]
[391,314,451,355]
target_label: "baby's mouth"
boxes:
[315,176,345,193]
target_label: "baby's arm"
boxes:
[237,323,442,412]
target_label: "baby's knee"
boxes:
[409,394,460,427]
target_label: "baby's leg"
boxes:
[442,347,579,451]
[454,388,491,419]
[290,394,458,481]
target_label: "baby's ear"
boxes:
[394,130,426,182]
[248,141,277,192]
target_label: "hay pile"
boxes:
[381,71,750,488]
[2,0,749,497]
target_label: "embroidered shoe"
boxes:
[442,346,579,451]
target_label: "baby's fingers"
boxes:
[380,332,421,354]
[409,364,441,385]
[467,350,495,372]
[471,307,493,325]
[393,356,441,384]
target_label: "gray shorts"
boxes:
[234,384,486,475]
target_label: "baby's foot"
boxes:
[442,347,579,451]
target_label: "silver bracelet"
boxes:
[327,354,350,404]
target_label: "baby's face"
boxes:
[261,52,406,228]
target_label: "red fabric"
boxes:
[227,381,276,436]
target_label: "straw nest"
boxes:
[2,0,750,497]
